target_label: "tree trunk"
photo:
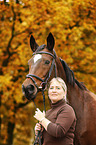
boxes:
[6,121,15,145]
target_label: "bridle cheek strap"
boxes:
[44,58,57,83]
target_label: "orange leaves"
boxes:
[0,75,12,90]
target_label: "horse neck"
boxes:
[56,57,85,106]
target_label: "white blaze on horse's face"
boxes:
[34,54,42,63]
[28,54,42,66]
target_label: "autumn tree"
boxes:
[0,0,96,144]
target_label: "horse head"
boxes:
[22,33,60,100]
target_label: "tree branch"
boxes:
[15,101,31,110]
[2,6,16,67]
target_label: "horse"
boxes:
[22,33,96,145]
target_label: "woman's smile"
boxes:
[52,93,58,96]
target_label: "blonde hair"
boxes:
[48,77,67,102]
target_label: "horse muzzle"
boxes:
[22,84,36,100]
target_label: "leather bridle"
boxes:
[26,49,57,100]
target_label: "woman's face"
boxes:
[48,79,65,103]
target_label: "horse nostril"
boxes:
[22,84,35,100]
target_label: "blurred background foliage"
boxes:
[0,0,96,144]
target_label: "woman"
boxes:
[34,77,76,145]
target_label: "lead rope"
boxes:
[42,90,46,112]
[33,90,46,145]
[33,100,42,145]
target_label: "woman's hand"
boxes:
[35,123,42,136]
[34,108,50,131]
[34,108,45,122]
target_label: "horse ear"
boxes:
[30,35,39,52]
[47,32,55,51]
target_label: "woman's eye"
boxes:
[45,60,50,64]
[57,87,60,89]
[50,87,53,89]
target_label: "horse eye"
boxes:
[45,60,50,64]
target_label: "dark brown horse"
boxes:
[22,33,96,145]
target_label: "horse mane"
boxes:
[60,58,87,90]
